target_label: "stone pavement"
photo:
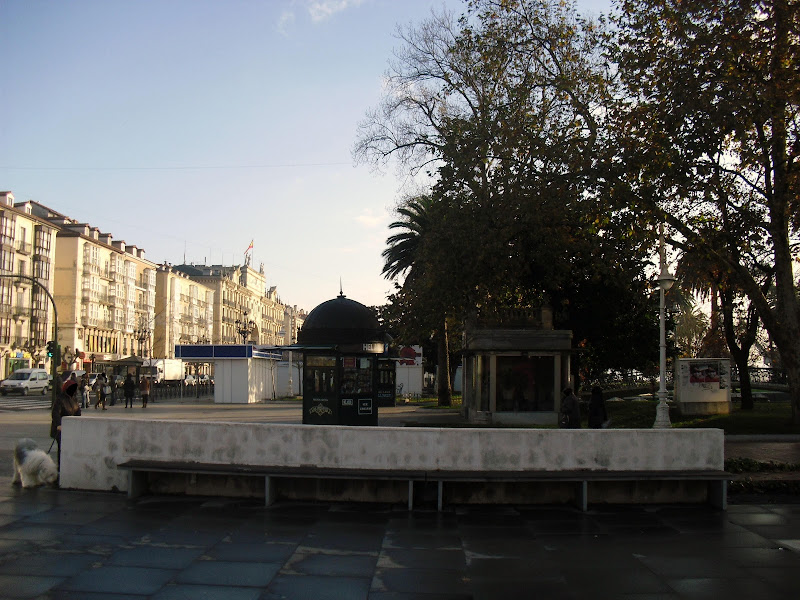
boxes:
[2,400,800,598]
[1,480,800,599]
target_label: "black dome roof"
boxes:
[298,294,383,345]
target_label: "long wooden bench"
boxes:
[117,459,730,511]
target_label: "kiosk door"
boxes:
[303,355,339,424]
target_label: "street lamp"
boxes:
[235,310,254,345]
[653,225,676,428]
[134,326,150,358]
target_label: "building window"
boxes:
[34,227,51,253]
[0,250,13,272]
[33,259,50,281]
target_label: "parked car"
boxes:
[198,374,213,385]
[1,368,51,396]
[183,375,196,386]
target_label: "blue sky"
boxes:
[1,0,611,312]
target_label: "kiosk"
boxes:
[292,293,392,426]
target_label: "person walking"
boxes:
[559,387,581,429]
[93,373,108,410]
[123,373,136,408]
[139,376,151,408]
[588,386,609,429]
[78,373,89,409]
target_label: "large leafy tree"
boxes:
[358,0,656,386]
[613,0,800,421]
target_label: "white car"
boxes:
[183,375,196,386]
[1,368,51,396]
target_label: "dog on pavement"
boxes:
[12,438,58,488]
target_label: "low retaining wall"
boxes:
[60,418,724,501]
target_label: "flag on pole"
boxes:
[245,240,254,255]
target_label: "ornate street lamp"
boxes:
[134,326,150,358]
[235,310,254,345]
[653,225,676,428]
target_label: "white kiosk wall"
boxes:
[675,358,732,415]
[176,345,279,404]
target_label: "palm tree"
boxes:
[382,195,453,406]
[382,195,432,280]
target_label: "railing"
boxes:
[731,365,787,385]
[105,381,215,404]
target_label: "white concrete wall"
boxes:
[59,417,725,493]
[213,359,276,404]
[275,362,302,397]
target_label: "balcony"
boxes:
[16,240,31,255]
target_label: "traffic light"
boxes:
[46,341,55,357]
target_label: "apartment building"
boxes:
[27,202,156,371]
[174,262,304,347]
[0,193,59,379]
[153,265,214,358]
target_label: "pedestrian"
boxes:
[123,373,136,408]
[93,373,108,410]
[139,376,151,408]
[79,373,89,409]
[588,386,609,429]
[559,387,581,429]
[50,379,82,469]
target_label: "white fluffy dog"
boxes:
[12,438,58,488]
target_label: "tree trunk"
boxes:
[437,320,452,407]
[732,350,753,411]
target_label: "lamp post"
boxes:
[235,310,254,345]
[134,325,150,358]
[653,225,676,428]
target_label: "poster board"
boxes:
[675,358,731,404]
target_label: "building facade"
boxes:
[153,265,214,358]
[0,193,59,379]
[1,193,308,376]
[28,202,157,372]
[174,262,305,348]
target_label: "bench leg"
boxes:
[265,475,277,507]
[128,470,147,500]
[577,481,588,512]
[708,479,727,510]
[437,480,443,512]
[408,480,414,511]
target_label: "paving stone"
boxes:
[58,565,176,595]
[285,551,377,577]
[374,567,469,595]
[264,573,371,600]
[0,573,64,597]
[665,576,782,599]
[150,583,263,600]
[109,545,206,569]
[207,541,297,563]
[0,552,96,577]
[176,560,280,587]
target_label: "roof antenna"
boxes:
[339,278,345,297]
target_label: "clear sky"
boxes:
[1,0,611,313]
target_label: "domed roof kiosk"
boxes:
[295,293,394,425]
